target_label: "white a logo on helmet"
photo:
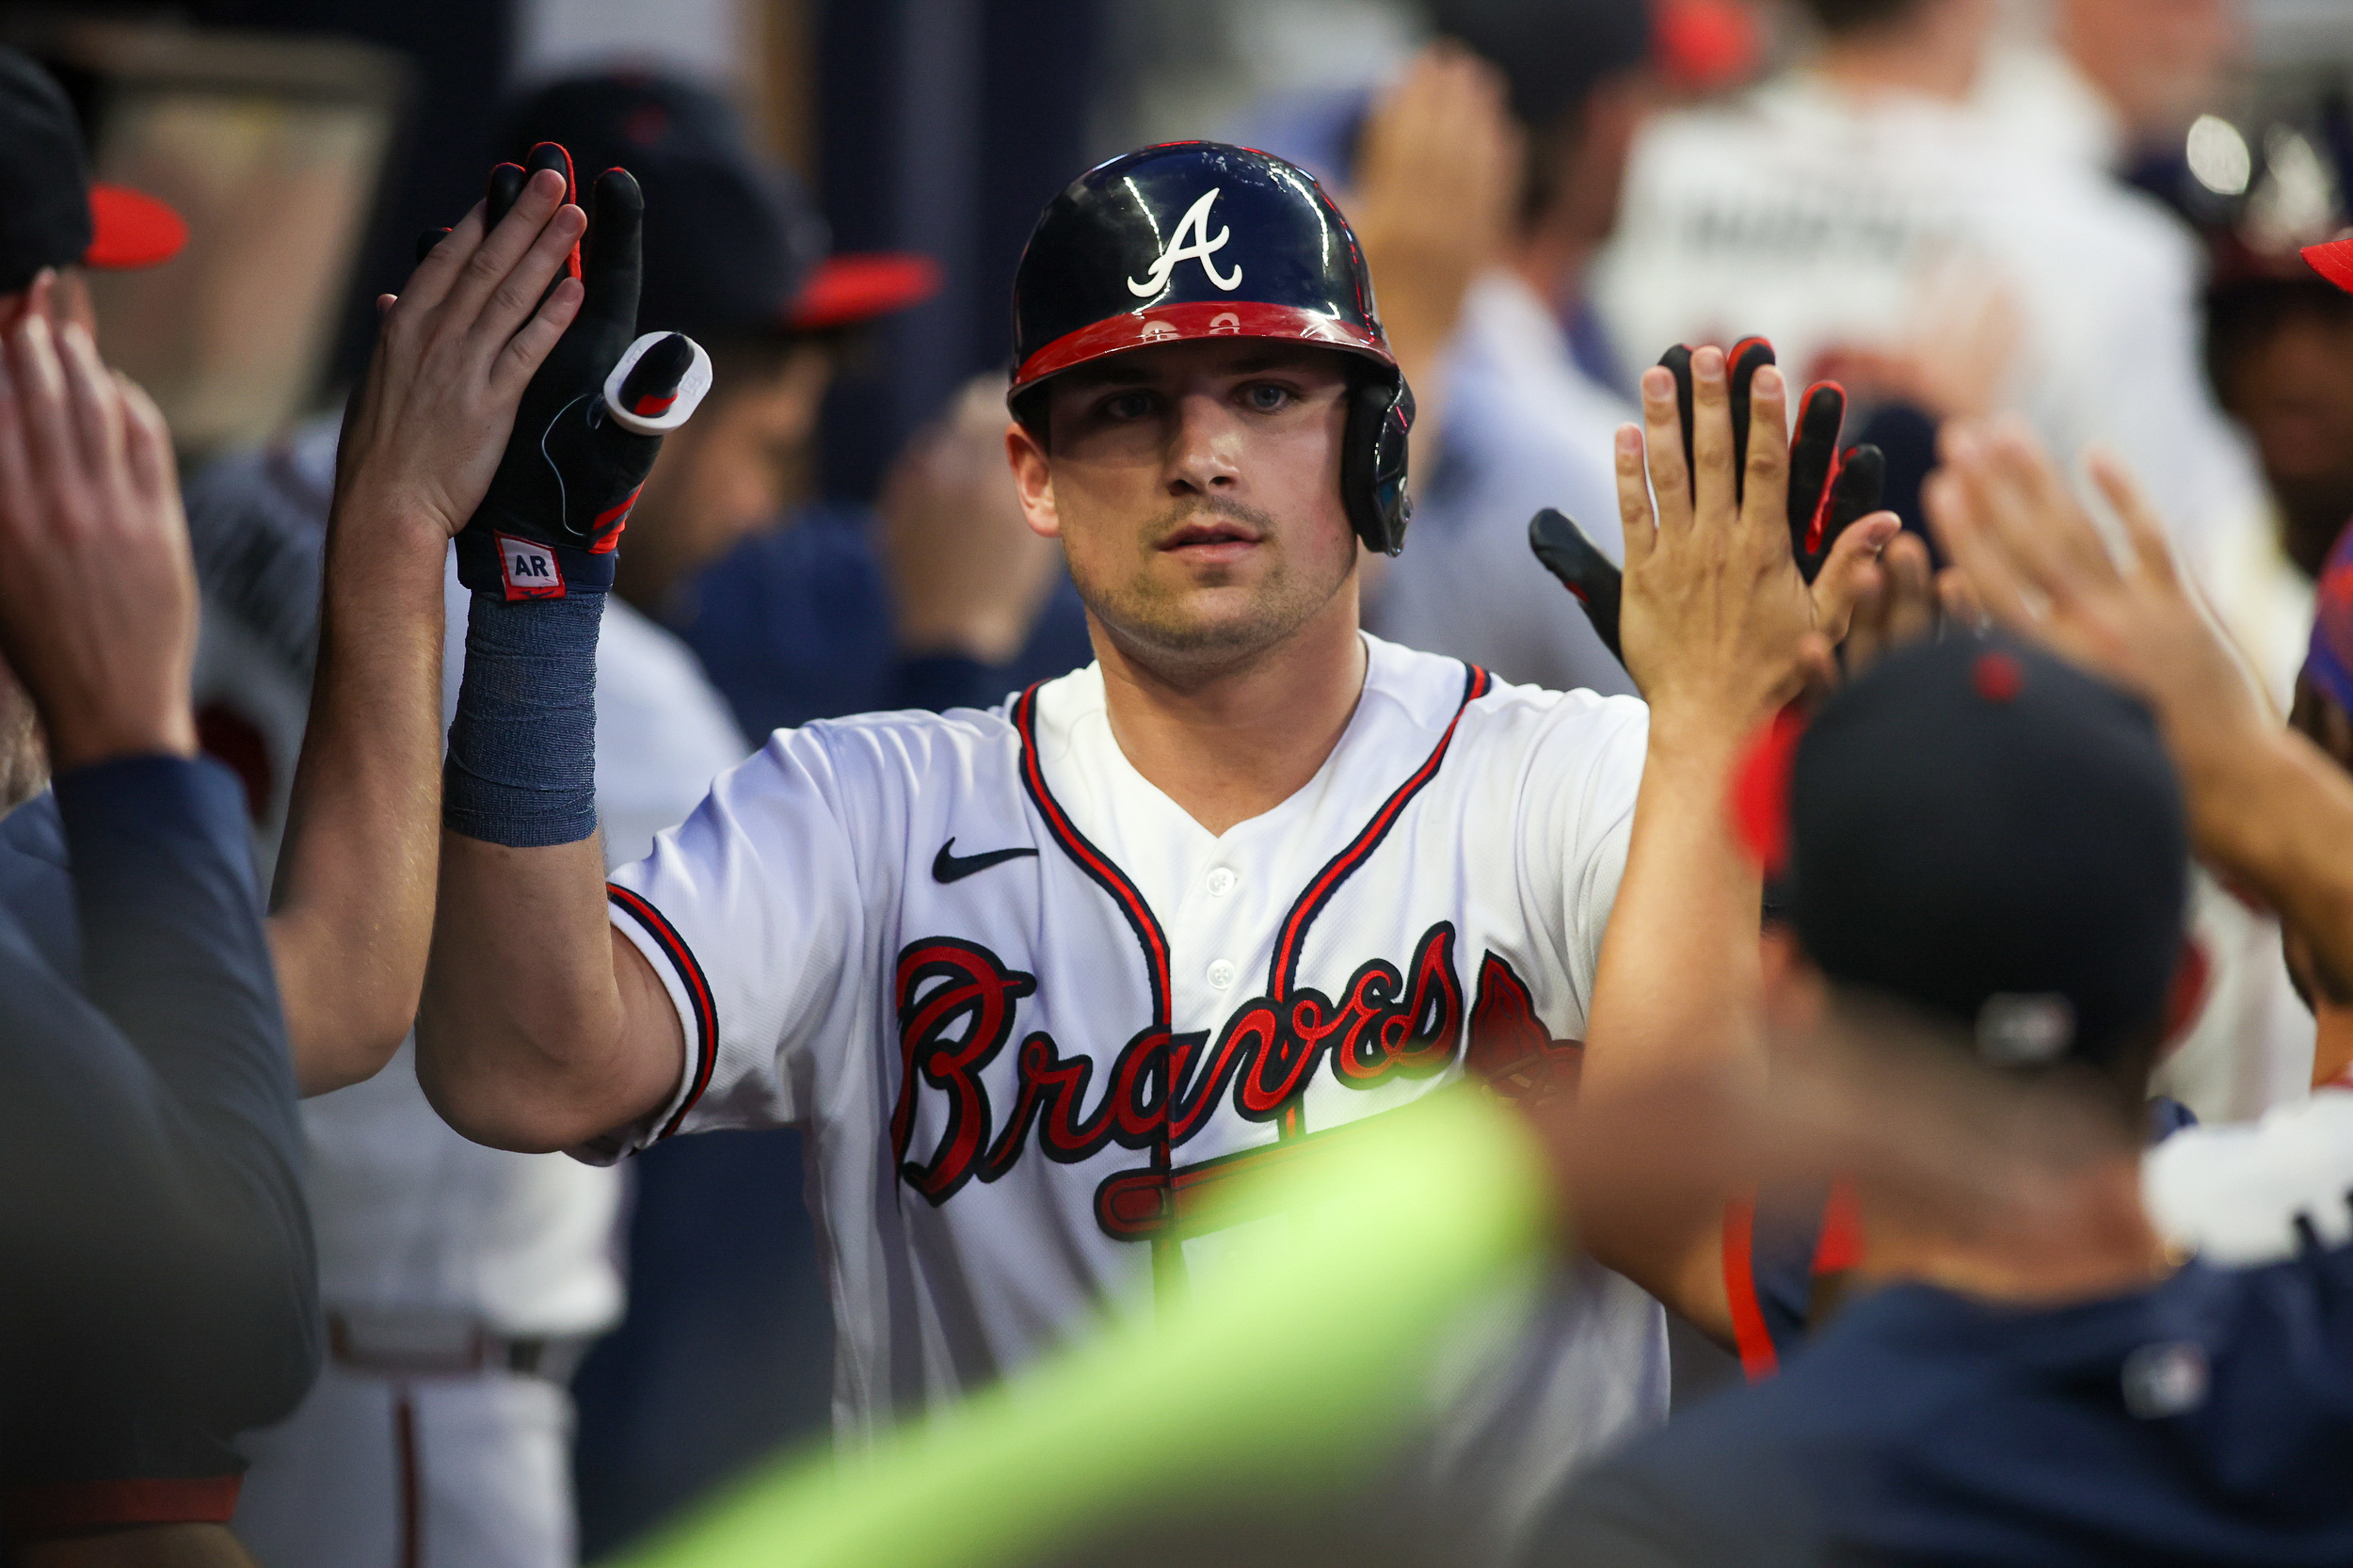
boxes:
[1128,187,1242,297]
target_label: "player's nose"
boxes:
[1162,389,1243,495]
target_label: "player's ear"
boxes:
[1005,419,1062,540]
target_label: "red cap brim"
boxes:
[1010,299,1394,392]
[84,184,187,270]
[787,253,939,331]
[2302,235,2353,296]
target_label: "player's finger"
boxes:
[115,371,179,508]
[1935,565,1985,631]
[399,201,486,315]
[0,343,33,536]
[1657,344,1698,504]
[1959,428,2077,608]
[9,312,80,499]
[470,200,585,348]
[1614,424,1658,565]
[1638,369,1691,536]
[442,166,568,325]
[579,167,646,336]
[1785,383,1844,556]
[1726,337,1773,502]
[1923,462,2035,629]
[1808,510,1897,642]
[1688,345,1737,530]
[56,319,126,484]
[1738,360,1790,542]
[1984,420,2110,585]
[1883,529,1936,630]
[2085,448,2182,592]
[415,227,454,264]
[490,276,584,398]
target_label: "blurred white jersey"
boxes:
[1593,74,2266,559]
[2147,1088,2353,1266]
[599,637,1664,1547]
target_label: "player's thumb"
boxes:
[600,332,709,440]
[1808,511,1900,642]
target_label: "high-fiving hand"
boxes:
[1614,344,1898,729]
[1921,420,2266,811]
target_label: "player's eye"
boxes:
[1098,389,1158,422]
[1241,381,1295,412]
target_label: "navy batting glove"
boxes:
[1528,508,1623,665]
[453,142,711,602]
[1657,340,1886,584]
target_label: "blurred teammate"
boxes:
[0,43,491,1557]
[1595,0,2263,562]
[1361,0,1652,696]
[1530,624,2353,1565]
[0,263,316,1568]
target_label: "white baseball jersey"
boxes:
[597,634,1664,1539]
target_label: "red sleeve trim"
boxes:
[1812,1177,1865,1274]
[609,884,719,1140]
[4,1476,241,1538]
[1722,1194,1780,1381]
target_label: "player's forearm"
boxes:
[1585,718,1765,1092]
[267,503,449,1095]
[1576,715,1763,1309]
[417,831,658,1151]
[2183,726,2353,987]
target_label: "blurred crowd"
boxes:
[8,0,2353,1565]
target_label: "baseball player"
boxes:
[407,141,1891,1556]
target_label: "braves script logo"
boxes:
[1127,187,1241,297]
[888,930,1571,1238]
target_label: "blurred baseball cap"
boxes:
[1739,636,2189,1072]
[504,72,936,344]
[0,47,186,296]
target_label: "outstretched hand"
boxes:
[1615,345,1898,730]
[0,288,196,771]
[1921,420,2267,805]
[334,165,585,542]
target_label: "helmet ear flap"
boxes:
[1344,372,1415,555]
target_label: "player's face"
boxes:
[1008,339,1360,675]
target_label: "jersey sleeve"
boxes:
[588,724,890,1161]
[1513,693,1649,1021]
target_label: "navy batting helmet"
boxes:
[1007,141,1416,555]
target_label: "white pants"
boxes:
[233,1358,575,1568]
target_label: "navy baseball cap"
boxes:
[0,47,186,296]
[1743,636,2190,1070]
[504,72,935,343]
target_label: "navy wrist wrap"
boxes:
[443,585,603,848]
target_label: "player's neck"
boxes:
[1854,1153,2175,1307]
[1090,584,1368,838]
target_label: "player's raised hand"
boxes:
[450,145,710,600]
[1922,420,2265,787]
[1615,345,1897,728]
[334,163,586,541]
[0,291,197,770]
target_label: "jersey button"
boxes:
[1206,958,1237,991]
[1207,867,1237,897]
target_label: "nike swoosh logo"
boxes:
[932,838,1041,885]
